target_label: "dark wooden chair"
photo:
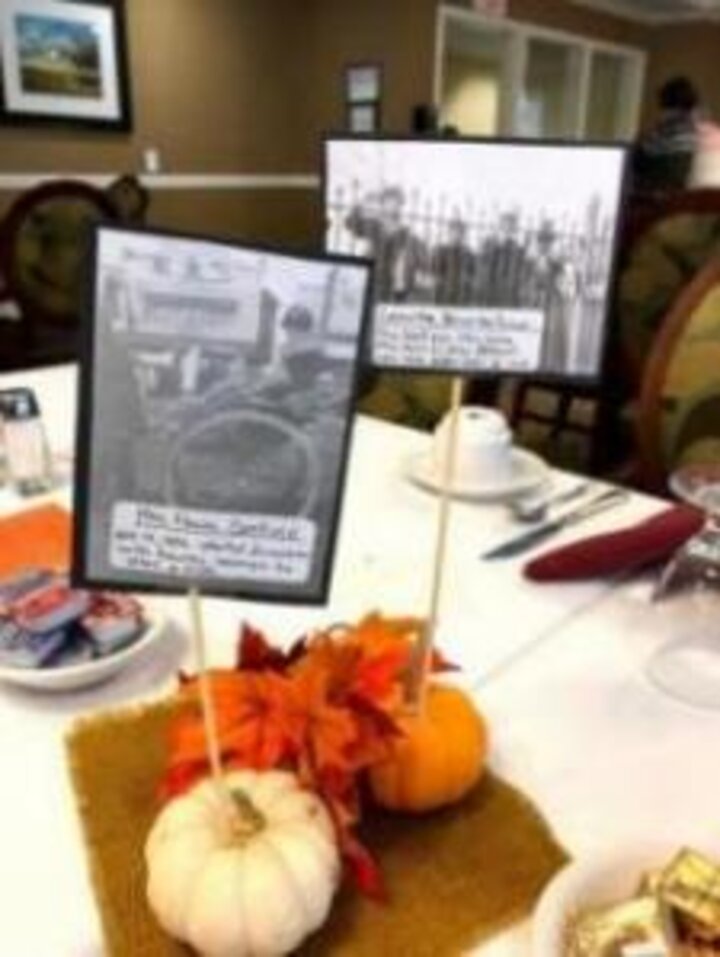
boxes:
[0,176,149,371]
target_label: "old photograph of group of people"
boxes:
[325,137,628,378]
[76,226,370,603]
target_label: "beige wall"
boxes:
[0,0,310,174]
[643,23,720,129]
[0,0,316,247]
[302,0,437,158]
[2,0,719,245]
[302,0,649,145]
[508,0,647,47]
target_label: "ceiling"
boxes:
[571,0,720,22]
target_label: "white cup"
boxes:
[432,405,513,486]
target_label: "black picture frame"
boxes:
[323,133,631,386]
[0,0,133,132]
[346,101,380,135]
[344,62,382,135]
[72,223,374,606]
[345,63,382,105]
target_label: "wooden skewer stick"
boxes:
[407,375,465,714]
[188,591,263,832]
[188,587,225,788]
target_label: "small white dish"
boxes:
[532,841,700,956]
[405,446,549,502]
[0,616,166,693]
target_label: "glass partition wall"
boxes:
[436,6,646,142]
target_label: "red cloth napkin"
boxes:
[523,504,704,582]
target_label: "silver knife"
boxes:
[481,488,630,561]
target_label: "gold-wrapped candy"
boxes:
[660,850,720,934]
[567,896,675,956]
[637,871,665,897]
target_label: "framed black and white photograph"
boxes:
[0,0,132,130]
[325,136,629,380]
[72,225,372,605]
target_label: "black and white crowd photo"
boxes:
[78,227,370,602]
[326,137,628,378]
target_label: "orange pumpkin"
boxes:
[369,683,488,813]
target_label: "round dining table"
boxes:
[0,363,717,957]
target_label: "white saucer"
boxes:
[531,841,695,956]
[0,616,166,693]
[404,447,549,503]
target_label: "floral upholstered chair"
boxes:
[619,191,720,387]
[638,255,720,489]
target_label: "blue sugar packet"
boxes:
[0,619,69,669]
[44,627,96,669]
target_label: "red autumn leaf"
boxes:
[343,833,387,901]
[289,663,359,774]
[351,644,410,705]
[159,760,208,802]
[166,671,299,775]
[349,613,457,679]
[236,624,278,671]
[237,623,309,673]
[345,693,402,769]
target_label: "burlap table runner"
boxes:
[66,699,568,956]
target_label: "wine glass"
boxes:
[646,464,720,709]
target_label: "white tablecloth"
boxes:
[0,364,698,957]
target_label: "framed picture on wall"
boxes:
[344,62,382,135]
[347,102,379,135]
[345,64,381,105]
[0,0,132,131]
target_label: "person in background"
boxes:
[527,221,576,374]
[478,209,530,307]
[345,186,426,303]
[634,76,704,192]
[434,215,478,305]
[275,305,327,394]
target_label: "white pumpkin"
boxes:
[145,769,341,957]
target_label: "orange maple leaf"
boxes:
[169,670,297,772]
[289,661,359,775]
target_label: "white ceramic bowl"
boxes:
[0,617,166,693]
[532,841,688,956]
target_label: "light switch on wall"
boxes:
[143,148,163,174]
